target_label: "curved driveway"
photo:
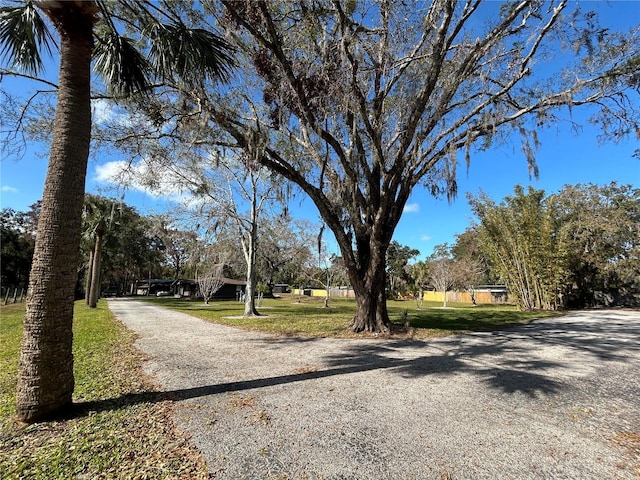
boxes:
[107,299,640,479]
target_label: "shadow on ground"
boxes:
[71,310,639,419]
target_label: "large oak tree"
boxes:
[196,0,638,332]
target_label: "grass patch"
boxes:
[0,301,207,479]
[390,301,559,336]
[145,294,559,339]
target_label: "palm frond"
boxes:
[0,2,55,74]
[145,21,235,86]
[93,30,151,96]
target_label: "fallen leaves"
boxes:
[226,394,257,410]
[611,431,640,479]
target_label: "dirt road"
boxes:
[107,299,640,479]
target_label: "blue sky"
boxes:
[394,120,639,258]
[1,1,639,260]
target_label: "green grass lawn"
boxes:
[146,294,559,338]
[0,301,207,480]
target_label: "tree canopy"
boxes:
[195,0,638,331]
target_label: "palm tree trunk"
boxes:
[88,232,104,308]
[16,3,95,423]
[85,247,94,305]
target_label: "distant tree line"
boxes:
[469,182,640,309]
[1,193,319,301]
[0,203,38,294]
[399,182,639,310]
[6,182,635,310]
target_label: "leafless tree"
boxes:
[196,249,228,305]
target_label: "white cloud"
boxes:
[403,202,420,213]
[1,186,18,193]
[94,160,129,184]
[420,234,431,242]
[94,160,192,204]
[91,99,134,127]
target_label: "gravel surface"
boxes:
[107,299,640,479]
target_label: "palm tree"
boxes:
[0,0,234,423]
[82,196,114,308]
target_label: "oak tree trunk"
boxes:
[348,243,391,334]
[351,281,391,333]
[16,3,95,423]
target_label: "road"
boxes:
[107,298,640,479]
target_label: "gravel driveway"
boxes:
[106,299,639,479]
